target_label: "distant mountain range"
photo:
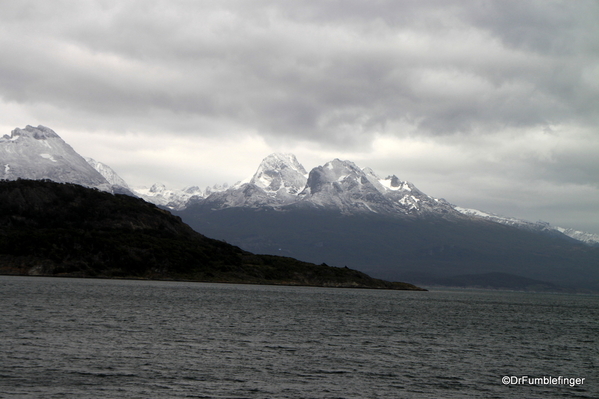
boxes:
[3,125,599,291]
[172,152,599,247]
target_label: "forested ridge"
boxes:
[0,179,423,290]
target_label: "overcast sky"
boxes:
[1,0,598,234]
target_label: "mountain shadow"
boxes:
[175,204,599,292]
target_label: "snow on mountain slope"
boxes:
[455,207,540,228]
[554,227,599,246]
[376,172,456,215]
[299,159,395,213]
[194,155,456,217]
[250,153,307,194]
[85,157,133,195]
[204,183,229,196]
[0,125,112,192]
[133,182,233,210]
[197,153,308,209]
[192,153,599,246]
[455,207,599,246]
[133,184,204,210]
[295,159,456,215]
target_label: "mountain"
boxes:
[553,227,599,247]
[296,159,456,215]
[140,151,597,247]
[193,153,307,210]
[0,179,423,290]
[133,183,205,211]
[455,207,599,246]
[0,125,112,192]
[131,182,235,211]
[188,155,457,216]
[0,125,222,210]
[85,157,136,196]
[176,153,599,291]
[251,153,307,194]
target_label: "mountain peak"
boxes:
[299,159,394,213]
[304,159,380,195]
[386,175,401,188]
[150,183,166,192]
[250,153,307,194]
[9,125,61,140]
[1,125,111,192]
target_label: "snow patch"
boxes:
[40,153,57,162]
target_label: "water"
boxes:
[0,276,597,398]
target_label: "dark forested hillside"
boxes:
[0,179,423,290]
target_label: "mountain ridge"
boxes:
[178,152,597,246]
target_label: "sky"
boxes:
[1,0,598,234]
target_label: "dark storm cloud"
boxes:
[2,0,597,144]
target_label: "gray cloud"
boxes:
[2,1,597,142]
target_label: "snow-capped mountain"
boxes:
[456,207,599,246]
[204,183,229,196]
[176,153,599,290]
[185,153,598,248]
[133,183,205,211]
[85,157,133,195]
[250,153,307,194]
[0,125,112,192]
[455,207,552,230]
[196,153,308,209]
[298,159,391,213]
[194,154,456,217]
[298,159,456,215]
[132,182,237,210]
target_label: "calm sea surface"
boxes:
[0,276,597,398]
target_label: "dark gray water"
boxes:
[0,276,597,398]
